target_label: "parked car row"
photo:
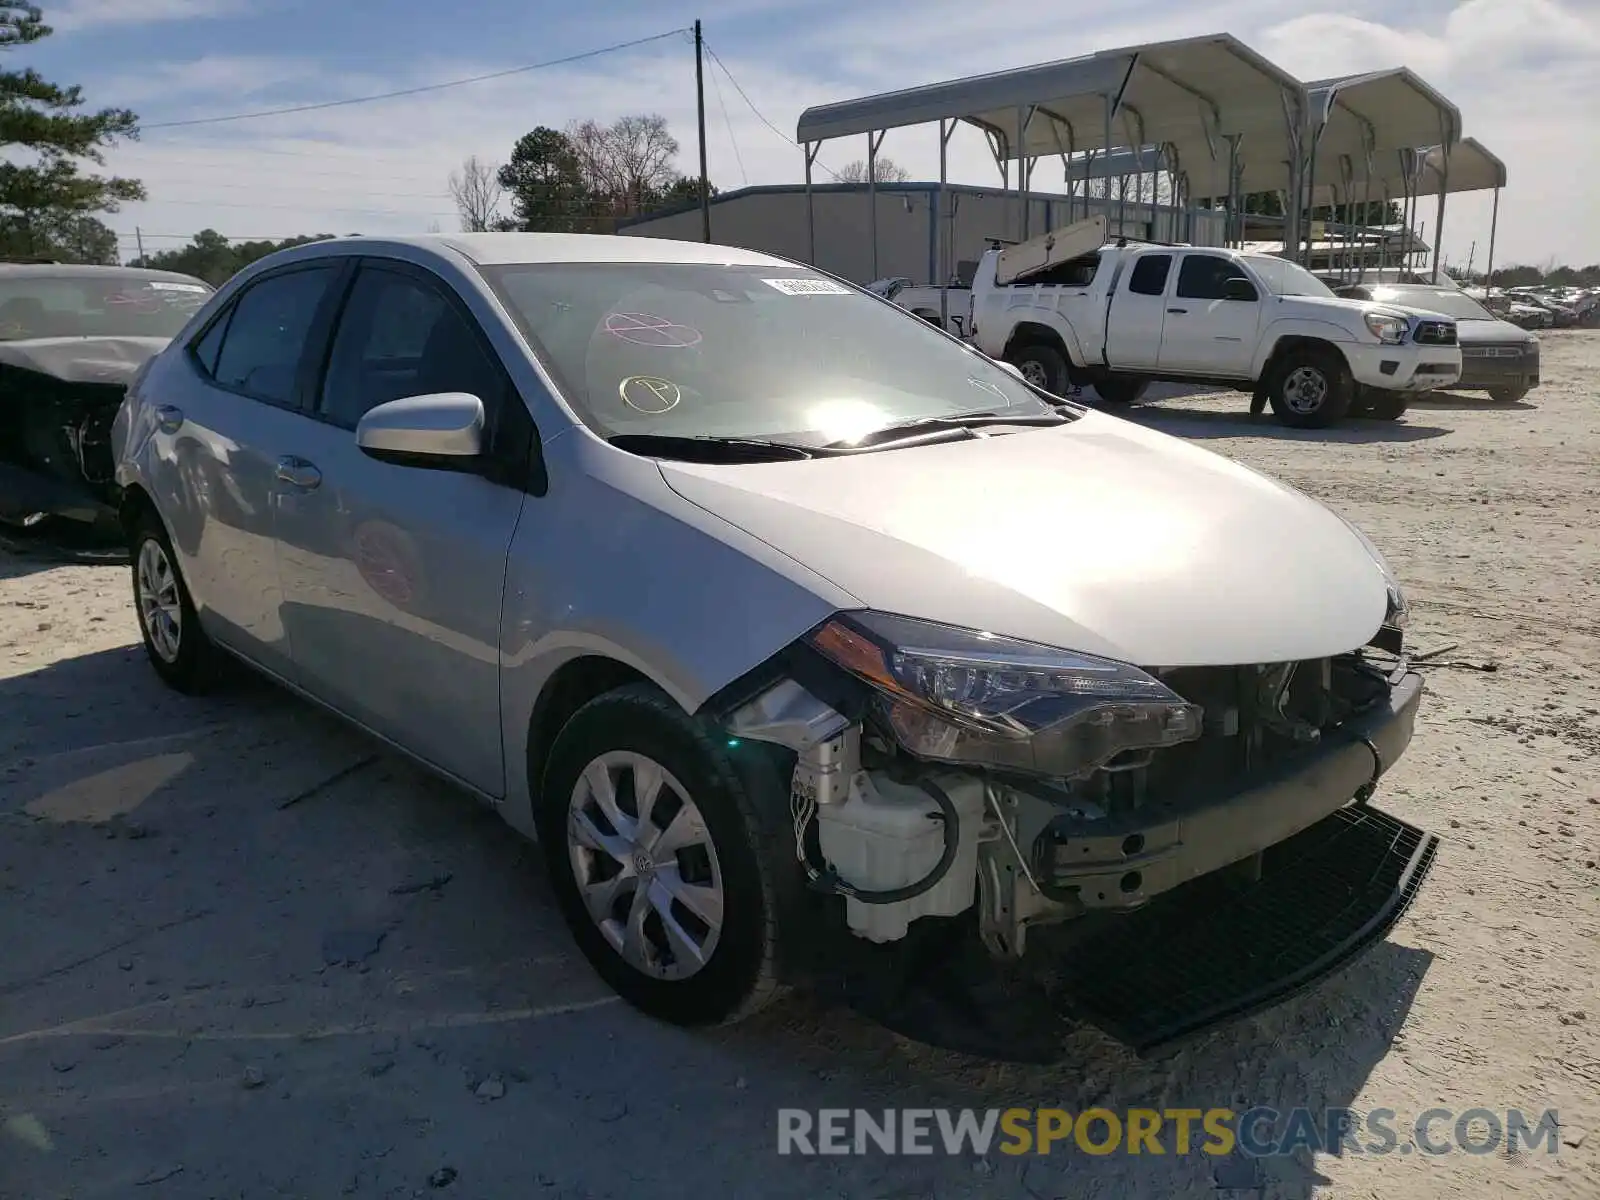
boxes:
[92,231,1438,1058]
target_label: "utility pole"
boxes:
[694,19,711,242]
[135,226,146,262]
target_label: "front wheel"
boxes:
[1265,347,1353,429]
[1489,386,1530,404]
[536,683,783,1027]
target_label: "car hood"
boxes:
[1285,294,1428,324]
[1455,318,1536,344]
[0,336,171,387]
[657,412,1392,668]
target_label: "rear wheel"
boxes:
[1363,391,1410,421]
[1005,341,1070,395]
[1265,346,1353,429]
[1489,386,1529,404]
[536,683,784,1026]
[130,510,220,693]
[1092,375,1150,406]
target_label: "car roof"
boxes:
[0,262,210,285]
[339,232,800,269]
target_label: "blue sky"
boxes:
[24,0,1600,266]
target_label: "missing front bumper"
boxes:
[1039,671,1424,910]
[1049,803,1438,1054]
[829,803,1438,1061]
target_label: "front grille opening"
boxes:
[1065,655,1391,819]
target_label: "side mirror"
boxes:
[1223,277,1258,302]
[356,392,484,466]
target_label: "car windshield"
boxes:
[1244,256,1335,298]
[0,272,213,341]
[1365,287,1495,321]
[479,262,1060,446]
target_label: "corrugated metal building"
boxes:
[616,182,1223,286]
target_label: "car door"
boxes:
[1158,253,1262,376]
[271,258,533,795]
[1104,253,1173,371]
[144,262,345,680]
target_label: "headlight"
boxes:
[1363,311,1408,344]
[807,612,1202,779]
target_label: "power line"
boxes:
[701,42,841,182]
[119,176,452,200]
[141,29,690,131]
[109,153,449,184]
[705,46,748,186]
[138,197,458,217]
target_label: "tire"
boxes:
[130,509,220,693]
[1363,391,1410,421]
[535,683,784,1027]
[1092,375,1150,406]
[1265,346,1353,429]
[1005,341,1070,395]
[1489,386,1529,404]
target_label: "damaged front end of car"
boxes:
[0,339,162,535]
[712,598,1436,1060]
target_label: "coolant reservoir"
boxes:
[817,773,986,942]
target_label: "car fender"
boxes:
[1252,318,1361,378]
[497,428,858,835]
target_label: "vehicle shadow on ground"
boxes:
[1409,393,1536,413]
[1117,404,1453,445]
[0,535,127,582]
[0,646,1432,1199]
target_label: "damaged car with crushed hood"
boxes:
[0,262,213,534]
[112,234,1437,1060]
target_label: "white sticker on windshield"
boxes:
[761,277,851,296]
[146,281,210,293]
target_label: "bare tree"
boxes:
[834,156,911,183]
[566,114,681,216]
[448,155,504,233]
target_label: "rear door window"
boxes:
[1127,255,1173,296]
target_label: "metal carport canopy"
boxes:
[795,33,1306,169]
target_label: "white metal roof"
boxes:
[1190,66,1465,204]
[1422,138,1507,193]
[1307,69,1461,159]
[795,33,1305,172]
[1299,136,1508,203]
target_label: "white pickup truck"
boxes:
[968,218,1464,428]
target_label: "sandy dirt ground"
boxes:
[2,332,1597,1200]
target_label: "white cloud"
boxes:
[49,0,249,31]
[1258,0,1600,267]
[93,0,1600,269]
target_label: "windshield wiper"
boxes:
[822,410,1071,450]
[606,432,814,462]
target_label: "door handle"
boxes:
[275,455,322,490]
[155,405,184,433]
[1166,307,1188,314]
